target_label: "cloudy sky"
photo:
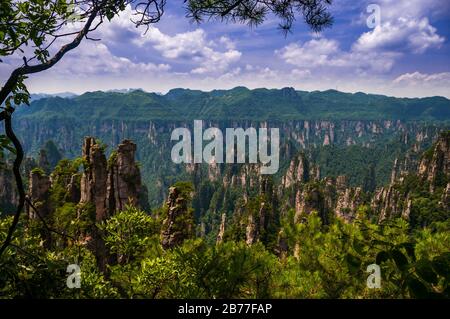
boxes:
[1,0,450,98]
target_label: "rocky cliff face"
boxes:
[160,186,194,249]
[245,201,271,245]
[292,178,364,223]
[372,132,450,221]
[79,137,147,221]
[418,132,450,192]
[208,132,449,243]
[442,183,450,211]
[14,118,445,206]
[335,187,364,222]
[66,173,81,203]
[26,169,52,220]
[216,175,280,246]
[107,140,143,214]
[279,154,366,223]
[371,186,405,221]
[281,153,311,187]
[216,213,226,244]
[6,136,148,225]
[177,124,446,239]
[294,185,327,222]
[275,131,449,225]
[80,137,109,221]
[0,137,148,268]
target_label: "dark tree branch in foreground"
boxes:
[0,4,101,107]
[0,109,25,257]
[0,2,104,257]
[0,0,170,258]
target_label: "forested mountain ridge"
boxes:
[16,87,450,121]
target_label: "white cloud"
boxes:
[353,0,445,54]
[51,4,242,76]
[135,28,205,59]
[276,39,339,68]
[388,71,450,98]
[371,0,447,21]
[291,69,311,78]
[54,42,170,77]
[219,36,236,50]
[217,67,242,80]
[133,27,241,74]
[190,48,241,74]
[276,38,398,74]
[0,16,170,82]
[354,17,444,53]
[393,72,450,85]
[276,0,447,82]
[106,2,243,76]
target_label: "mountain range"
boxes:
[19,87,450,121]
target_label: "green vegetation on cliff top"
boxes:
[16,87,450,121]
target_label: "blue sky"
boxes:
[1,0,450,98]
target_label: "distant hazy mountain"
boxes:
[104,88,148,94]
[30,92,77,101]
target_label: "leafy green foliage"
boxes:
[0,0,75,61]
[0,202,449,298]
[0,216,118,298]
[100,206,159,264]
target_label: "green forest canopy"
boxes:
[17,87,450,121]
